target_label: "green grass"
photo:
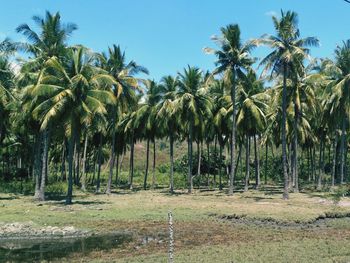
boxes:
[1,187,350,262]
[114,239,350,263]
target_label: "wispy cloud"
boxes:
[265,10,277,17]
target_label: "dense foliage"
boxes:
[1,10,349,203]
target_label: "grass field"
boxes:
[1,186,350,262]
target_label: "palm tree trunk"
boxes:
[96,134,103,193]
[233,142,242,184]
[188,120,194,193]
[207,141,210,188]
[288,143,293,189]
[282,63,289,199]
[197,141,201,183]
[169,134,174,193]
[38,129,49,201]
[106,132,116,194]
[307,146,311,182]
[264,142,268,185]
[129,135,134,190]
[219,142,223,191]
[75,139,80,185]
[332,133,338,187]
[81,133,88,191]
[34,133,42,199]
[317,139,323,190]
[115,153,119,186]
[152,140,156,189]
[254,135,260,189]
[312,146,316,182]
[292,101,299,192]
[293,133,299,193]
[213,136,217,188]
[340,117,346,184]
[229,69,236,195]
[144,138,150,190]
[73,141,77,185]
[244,136,250,192]
[66,123,76,205]
[60,140,66,181]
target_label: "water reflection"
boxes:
[0,233,132,263]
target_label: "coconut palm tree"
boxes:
[177,66,212,193]
[236,70,268,190]
[16,11,77,201]
[205,24,255,195]
[254,10,319,199]
[134,80,162,190]
[321,40,350,184]
[157,75,179,193]
[97,45,148,194]
[30,46,116,204]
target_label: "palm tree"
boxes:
[205,24,254,195]
[211,79,231,190]
[158,75,179,193]
[134,80,162,190]
[31,46,116,204]
[98,45,148,194]
[254,10,319,199]
[236,70,268,191]
[17,11,77,201]
[177,66,212,193]
[322,40,350,184]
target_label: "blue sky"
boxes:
[0,0,349,80]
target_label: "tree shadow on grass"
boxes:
[240,196,275,201]
[0,196,18,200]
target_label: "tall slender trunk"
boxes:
[34,133,42,199]
[169,134,174,193]
[229,68,236,195]
[219,142,223,190]
[244,136,250,192]
[115,153,119,186]
[254,135,260,189]
[340,117,346,184]
[106,133,116,194]
[233,142,242,186]
[38,129,49,201]
[332,133,338,187]
[90,152,96,185]
[317,139,323,190]
[213,136,217,188]
[312,146,315,182]
[308,146,311,182]
[81,133,88,191]
[119,152,124,175]
[197,141,201,183]
[66,123,76,205]
[96,134,103,193]
[144,139,150,190]
[152,140,156,189]
[264,142,268,185]
[73,141,77,185]
[288,143,293,189]
[207,141,210,187]
[282,63,289,199]
[292,100,299,192]
[60,140,66,181]
[129,135,134,190]
[188,121,193,193]
[75,139,80,185]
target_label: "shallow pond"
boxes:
[0,233,132,263]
